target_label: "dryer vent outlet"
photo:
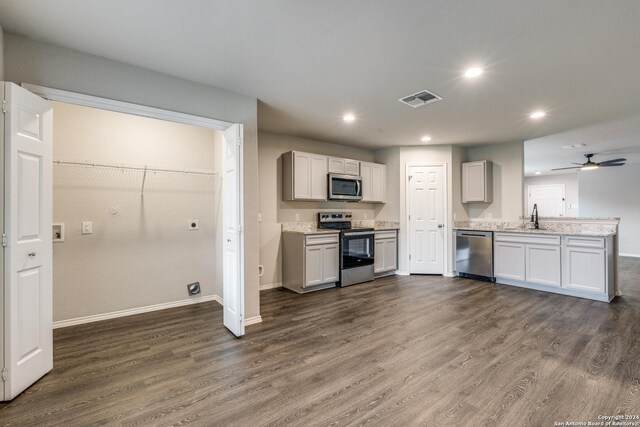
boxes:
[187,282,201,296]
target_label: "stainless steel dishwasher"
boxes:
[455,230,494,281]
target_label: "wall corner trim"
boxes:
[260,282,283,291]
[244,315,263,326]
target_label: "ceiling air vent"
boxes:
[399,90,443,108]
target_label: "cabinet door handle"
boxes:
[28,252,37,257]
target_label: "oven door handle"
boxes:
[343,231,374,237]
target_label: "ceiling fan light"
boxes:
[581,164,599,171]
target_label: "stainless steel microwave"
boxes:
[328,173,363,201]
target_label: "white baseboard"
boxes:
[260,282,282,291]
[244,315,263,326]
[620,253,640,258]
[53,295,220,329]
[444,272,456,277]
[395,270,410,276]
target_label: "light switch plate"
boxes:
[81,221,92,234]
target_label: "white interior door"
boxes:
[3,83,53,400]
[222,124,244,337]
[408,165,444,274]
[528,184,565,217]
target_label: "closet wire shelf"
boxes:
[53,159,219,196]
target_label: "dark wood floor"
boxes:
[2,258,640,426]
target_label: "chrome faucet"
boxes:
[531,203,539,229]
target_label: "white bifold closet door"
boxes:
[222,124,245,337]
[2,82,53,401]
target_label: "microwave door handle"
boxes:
[356,180,361,196]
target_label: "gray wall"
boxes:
[465,141,524,220]
[373,147,400,222]
[3,33,261,320]
[51,102,222,322]
[258,131,376,288]
[524,173,579,217]
[0,25,4,80]
[579,164,640,256]
[451,145,468,221]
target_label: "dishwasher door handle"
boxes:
[459,233,490,238]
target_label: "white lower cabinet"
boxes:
[283,232,340,293]
[374,230,397,275]
[563,246,606,293]
[494,242,525,281]
[305,245,324,287]
[322,244,340,284]
[493,232,614,302]
[526,244,561,287]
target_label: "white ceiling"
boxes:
[524,112,640,177]
[1,1,640,149]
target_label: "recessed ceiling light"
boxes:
[420,135,432,142]
[535,171,542,175]
[343,113,355,122]
[464,67,483,78]
[530,111,546,119]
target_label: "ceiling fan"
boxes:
[551,153,627,171]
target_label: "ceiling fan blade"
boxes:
[571,163,584,165]
[551,166,581,171]
[600,163,625,167]
[598,158,627,165]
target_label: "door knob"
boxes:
[227,239,231,242]
[28,252,36,257]
[437,224,444,228]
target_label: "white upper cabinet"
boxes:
[462,160,493,203]
[282,151,328,201]
[360,161,386,203]
[328,157,360,176]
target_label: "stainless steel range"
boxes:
[318,212,375,287]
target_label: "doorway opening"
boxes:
[1,82,245,400]
[527,184,566,217]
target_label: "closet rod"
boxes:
[53,160,218,177]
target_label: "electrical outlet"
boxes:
[295,213,300,221]
[188,220,199,230]
[258,213,262,222]
[81,221,92,234]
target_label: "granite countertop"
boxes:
[282,228,341,235]
[453,226,615,237]
[453,217,618,237]
[282,220,400,235]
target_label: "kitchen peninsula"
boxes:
[454,218,619,302]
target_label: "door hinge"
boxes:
[1,233,6,247]
[1,368,7,382]
[2,100,6,114]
